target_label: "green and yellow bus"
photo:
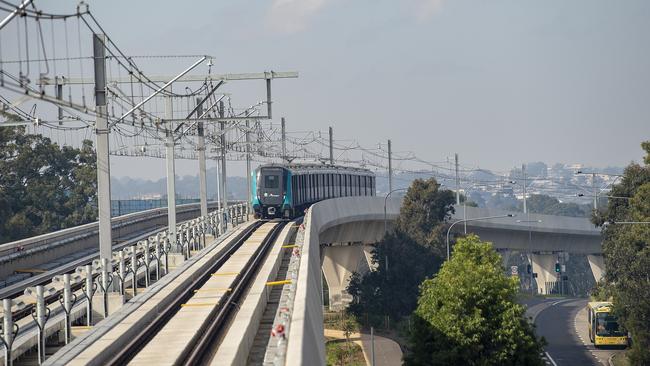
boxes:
[587,302,629,347]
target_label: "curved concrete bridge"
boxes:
[287,196,604,365]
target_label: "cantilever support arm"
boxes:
[174,94,227,142]
[109,56,207,129]
[0,0,33,30]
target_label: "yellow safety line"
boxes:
[192,295,223,300]
[71,326,93,329]
[181,302,219,307]
[281,245,297,248]
[193,288,232,293]
[266,279,292,286]
[211,272,240,276]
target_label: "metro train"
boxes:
[251,163,376,219]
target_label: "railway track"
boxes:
[102,220,287,365]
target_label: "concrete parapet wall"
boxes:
[286,197,401,366]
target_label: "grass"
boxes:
[611,351,630,366]
[326,339,366,366]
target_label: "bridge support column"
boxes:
[321,244,372,311]
[497,249,512,269]
[531,253,558,295]
[587,254,605,283]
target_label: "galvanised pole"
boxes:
[196,98,208,217]
[245,119,252,212]
[387,139,393,192]
[329,126,334,165]
[93,33,112,261]
[219,100,228,219]
[281,117,287,162]
[165,91,177,251]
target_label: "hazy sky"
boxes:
[51,0,649,179]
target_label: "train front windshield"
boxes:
[264,174,280,189]
[258,168,284,204]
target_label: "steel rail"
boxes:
[105,220,266,366]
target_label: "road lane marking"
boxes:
[545,351,558,366]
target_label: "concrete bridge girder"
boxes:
[530,253,560,295]
[321,244,374,311]
[587,254,605,283]
[460,226,602,255]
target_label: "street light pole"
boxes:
[518,219,542,295]
[384,187,408,234]
[522,164,527,214]
[575,170,623,210]
[446,214,515,261]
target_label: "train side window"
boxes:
[327,173,334,198]
[357,175,361,196]
[328,174,331,198]
[348,174,353,196]
[349,174,352,196]
[316,174,323,200]
[324,173,328,198]
[325,173,329,198]
[318,174,322,199]
[365,176,369,195]
[336,174,341,197]
[296,175,300,204]
[359,175,366,196]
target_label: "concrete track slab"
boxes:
[130,223,277,365]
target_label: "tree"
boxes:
[347,230,441,321]
[405,235,545,366]
[0,118,97,243]
[593,141,650,365]
[346,178,452,322]
[396,177,456,256]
